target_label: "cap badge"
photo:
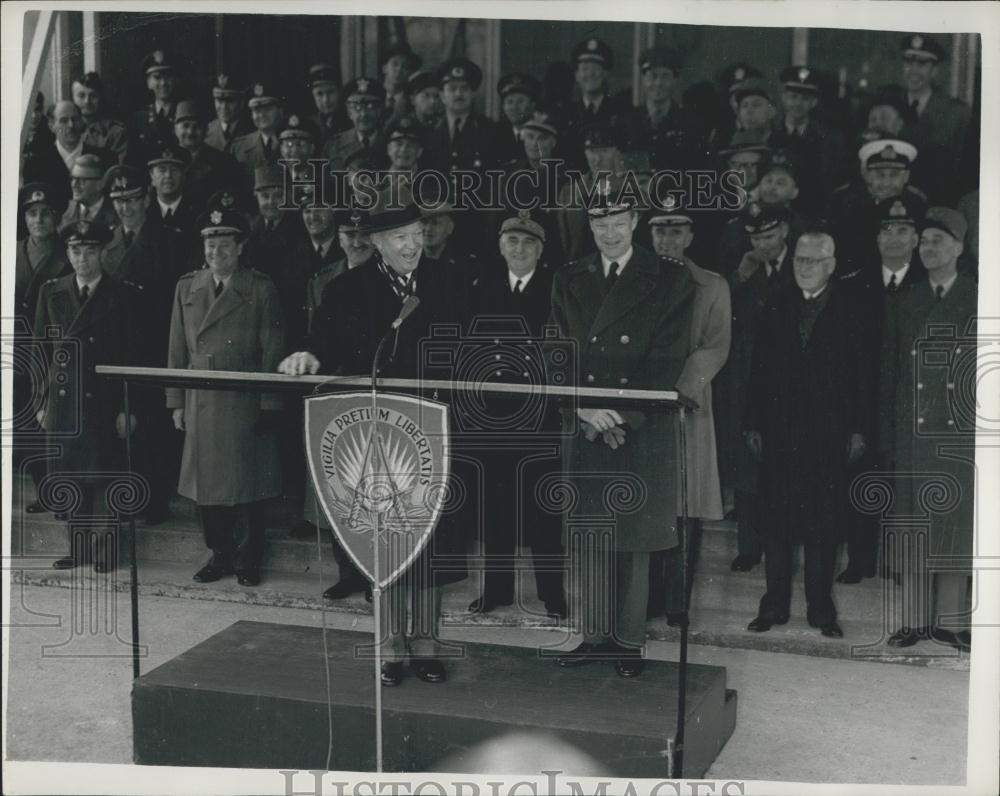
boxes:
[587,39,598,51]
[798,67,810,82]
[517,209,532,221]
[881,145,897,160]
[210,210,223,225]
[113,176,128,190]
[912,35,924,48]
[289,114,300,126]
[78,221,90,234]
[453,66,464,78]
[350,211,362,227]
[162,149,174,159]
[665,195,676,210]
[254,84,264,97]
[735,67,746,81]
[749,203,761,218]
[153,50,164,64]
[357,78,370,92]
[221,192,235,208]
[218,74,229,88]
[30,190,45,202]
[890,200,906,217]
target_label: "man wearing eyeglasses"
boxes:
[325,78,386,171]
[61,154,118,230]
[743,232,870,640]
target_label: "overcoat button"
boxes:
[620,335,630,344]
[591,336,598,343]
[620,377,629,385]
[58,389,66,397]
[586,374,595,383]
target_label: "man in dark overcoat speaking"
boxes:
[744,232,871,639]
[546,178,694,677]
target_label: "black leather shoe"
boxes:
[193,560,234,583]
[932,627,972,652]
[236,568,261,587]
[615,657,645,678]
[730,554,760,572]
[820,621,844,639]
[288,519,316,539]
[887,627,920,648]
[557,642,601,667]
[468,596,513,613]
[381,661,404,687]
[410,658,445,683]
[323,579,365,600]
[52,556,82,570]
[747,613,789,632]
[25,501,46,514]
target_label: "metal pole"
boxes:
[123,380,140,680]
[673,406,689,777]
[369,367,384,773]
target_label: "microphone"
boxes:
[391,295,421,329]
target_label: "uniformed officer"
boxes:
[715,203,795,572]
[307,63,349,139]
[15,183,71,514]
[556,122,625,262]
[880,207,976,652]
[897,33,971,204]
[405,70,444,134]
[278,112,323,188]
[769,65,850,215]
[131,49,179,163]
[384,115,425,177]
[166,209,286,587]
[147,143,199,237]
[837,195,926,585]
[231,81,285,188]
[72,71,129,165]
[708,62,764,149]
[730,78,777,144]
[466,211,566,619]
[419,200,480,293]
[103,164,190,525]
[242,164,309,278]
[826,136,927,275]
[559,38,629,171]
[622,47,703,173]
[61,153,119,229]
[205,74,252,153]
[34,219,138,572]
[547,176,695,677]
[174,100,245,212]
[645,202,731,624]
[323,78,385,170]
[496,72,540,163]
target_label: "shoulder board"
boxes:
[42,277,60,286]
[659,255,687,269]
[122,279,144,291]
[178,271,198,281]
[839,268,863,281]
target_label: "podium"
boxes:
[98,365,734,777]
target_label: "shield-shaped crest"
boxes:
[305,392,450,590]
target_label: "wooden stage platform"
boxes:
[133,621,737,777]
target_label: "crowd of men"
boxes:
[15,28,978,683]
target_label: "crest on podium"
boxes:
[305,392,450,589]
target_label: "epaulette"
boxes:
[839,268,863,281]
[43,277,60,285]
[178,271,197,280]
[122,280,144,291]
[658,254,687,269]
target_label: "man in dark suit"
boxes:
[205,74,252,153]
[715,203,795,572]
[880,207,976,652]
[34,220,138,572]
[131,50,180,164]
[147,143,199,239]
[21,101,112,212]
[103,165,190,526]
[307,63,349,141]
[836,196,926,584]
[495,72,540,164]
[546,178,695,677]
[279,199,467,686]
[464,211,566,620]
[242,165,309,279]
[744,232,871,639]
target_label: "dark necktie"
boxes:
[124,229,135,247]
[361,134,370,150]
[79,284,90,303]
[264,138,274,158]
[767,261,780,281]
[512,278,523,295]
[886,273,898,294]
[164,207,174,223]
[910,98,921,118]
[214,280,224,299]
[606,261,620,288]
[935,284,945,301]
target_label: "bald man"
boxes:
[743,233,871,639]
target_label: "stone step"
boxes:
[9,561,969,670]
